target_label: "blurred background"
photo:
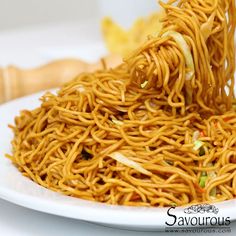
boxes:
[0,0,158,30]
[0,0,159,66]
[0,0,99,30]
[0,0,160,103]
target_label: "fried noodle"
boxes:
[6,0,236,207]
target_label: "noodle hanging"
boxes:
[6,0,236,207]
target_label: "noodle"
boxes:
[6,0,236,207]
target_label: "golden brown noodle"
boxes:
[7,0,236,207]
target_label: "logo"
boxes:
[165,204,231,233]
[184,204,219,214]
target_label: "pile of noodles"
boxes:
[7,0,236,207]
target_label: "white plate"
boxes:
[0,91,236,231]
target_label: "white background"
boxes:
[0,0,158,30]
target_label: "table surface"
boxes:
[0,21,235,236]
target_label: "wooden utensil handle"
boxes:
[0,55,121,104]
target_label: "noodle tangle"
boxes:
[7,0,236,207]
